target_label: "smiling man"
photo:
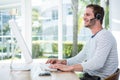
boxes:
[46,4,118,80]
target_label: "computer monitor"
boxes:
[9,19,33,64]
[9,19,57,71]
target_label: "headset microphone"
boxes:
[90,18,96,21]
[88,13,102,26]
[90,13,101,21]
[89,17,96,25]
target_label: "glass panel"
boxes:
[0,7,22,60]
[62,1,91,58]
[32,0,59,59]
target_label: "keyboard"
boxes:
[39,63,57,72]
[38,63,58,76]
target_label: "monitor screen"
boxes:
[9,19,33,64]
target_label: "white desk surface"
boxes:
[0,60,80,80]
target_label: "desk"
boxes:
[0,60,80,80]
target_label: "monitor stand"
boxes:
[10,61,32,71]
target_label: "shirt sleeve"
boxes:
[67,42,89,65]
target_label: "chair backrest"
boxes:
[105,68,120,80]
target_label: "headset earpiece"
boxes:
[95,13,101,20]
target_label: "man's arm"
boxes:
[67,42,88,65]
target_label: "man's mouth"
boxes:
[84,20,89,24]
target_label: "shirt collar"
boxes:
[91,29,103,38]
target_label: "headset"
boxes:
[90,13,102,22]
[95,13,102,20]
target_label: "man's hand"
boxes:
[46,59,67,65]
[49,64,83,72]
[49,64,74,72]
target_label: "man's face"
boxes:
[83,8,95,28]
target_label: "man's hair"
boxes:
[86,4,104,24]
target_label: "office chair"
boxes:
[104,68,120,80]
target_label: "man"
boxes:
[46,4,118,80]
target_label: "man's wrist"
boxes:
[70,64,83,71]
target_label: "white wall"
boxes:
[109,0,120,67]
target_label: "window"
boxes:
[0,1,22,60]
[52,9,58,20]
